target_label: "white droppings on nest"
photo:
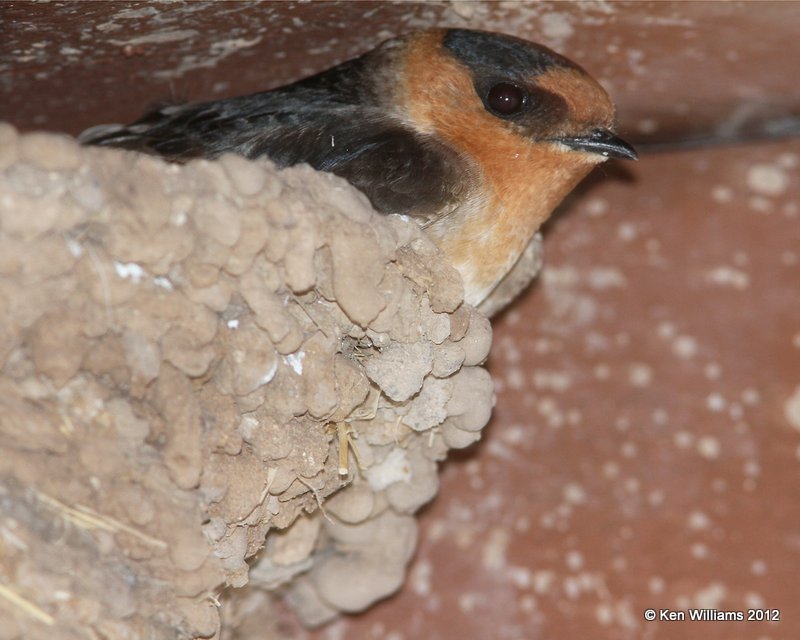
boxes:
[0,126,495,637]
[152,275,173,289]
[283,350,305,375]
[365,448,412,492]
[112,260,145,282]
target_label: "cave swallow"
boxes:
[81,28,637,308]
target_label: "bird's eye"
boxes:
[486,83,527,116]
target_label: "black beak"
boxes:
[553,129,638,160]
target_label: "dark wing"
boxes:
[81,61,468,222]
[80,55,374,160]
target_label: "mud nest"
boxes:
[0,124,496,638]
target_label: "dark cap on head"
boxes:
[442,29,577,82]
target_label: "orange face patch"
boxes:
[400,32,608,305]
[536,67,616,133]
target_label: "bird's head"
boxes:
[392,28,636,169]
[373,28,636,308]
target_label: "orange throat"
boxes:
[425,144,600,307]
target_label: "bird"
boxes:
[81,28,637,309]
